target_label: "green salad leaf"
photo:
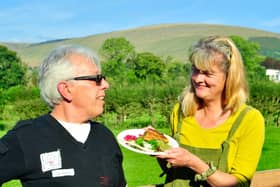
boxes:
[135,137,144,146]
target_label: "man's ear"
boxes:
[57,81,72,102]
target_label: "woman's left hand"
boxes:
[156,147,196,168]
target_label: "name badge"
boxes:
[40,149,62,172]
[52,168,75,177]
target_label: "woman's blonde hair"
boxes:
[180,36,248,116]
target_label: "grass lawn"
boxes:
[122,147,164,186]
[1,126,279,187]
[257,126,280,170]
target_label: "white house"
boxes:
[266,69,280,82]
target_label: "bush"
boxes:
[249,80,280,127]
[1,63,279,130]
[1,99,49,122]
[0,86,49,129]
[1,86,39,103]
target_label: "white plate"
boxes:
[117,129,179,155]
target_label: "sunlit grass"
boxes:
[257,126,280,170]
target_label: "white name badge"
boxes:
[52,168,75,177]
[40,149,62,172]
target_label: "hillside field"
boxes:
[2,23,280,67]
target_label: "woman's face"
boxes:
[191,61,226,103]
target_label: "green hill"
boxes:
[249,37,280,59]
[2,23,280,67]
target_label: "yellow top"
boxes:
[170,103,265,183]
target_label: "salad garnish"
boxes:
[123,128,171,152]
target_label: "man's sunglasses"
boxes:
[69,74,106,85]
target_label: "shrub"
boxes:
[1,99,49,122]
[249,80,280,127]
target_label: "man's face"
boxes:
[68,54,109,120]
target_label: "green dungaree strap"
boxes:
[218,106,252,172]
[164,106,251,187]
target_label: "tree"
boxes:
[99,37,135,63]
[0,45,26,89]
[230,36,265,79]
[99,37,136,79]
[132,52,165,80]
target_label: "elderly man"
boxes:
[0,45,126,187]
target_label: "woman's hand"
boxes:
[156,147,239,187]
[156,147,209,174]
[156,147,197,168]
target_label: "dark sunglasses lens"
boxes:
[96,75,105,84]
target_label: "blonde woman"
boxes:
[157,36,265,187]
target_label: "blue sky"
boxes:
[1,0,280,43]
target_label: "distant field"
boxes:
[2,23,280,67]
[1,126,279,187]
